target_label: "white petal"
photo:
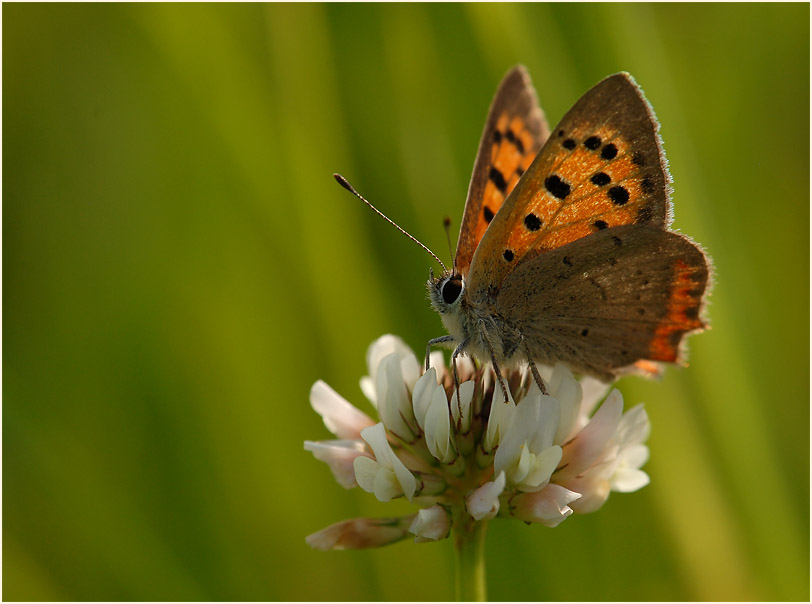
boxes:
[544,362,567,396]
[481,366,493,396]
[587,387,624,437]
[409,505,450,542]
[310,381,376,439]
[364,335,420,391]
[535,363,555,383]
[520,445,563,492]
[558,389,623,481]
[494,391,562,491]
[411,369,438,430]
[617,403,651,447]
[304,440,367,488]
[579,375,613,419]
[517,363,532,391]
[567,472,611,514]
[511,444,532,484]
[494,389,543,478]
[512,484,580,527]
[548,365,582,444]
[467,471,506,521]
[425,384,454,463]
[360,423,416,501]
[376,354,417,440]
[455,355,476,381]
[451,380,475,431]
[360,376,377,406]
[611,467,650,492]
[353,456,380,494]
[373,466,403,502]
[485,388,516,452]
[365,335,412,380]
[360,422,391,461]
[622,443,650,468]
[400,353,421,391]
[530,391,560,452]
[609,437,650,493]
[427,350,446,378]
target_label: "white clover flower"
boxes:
[305,335,652,550]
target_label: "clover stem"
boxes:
[453,518,488,601]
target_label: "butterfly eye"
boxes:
[441,276,463,304]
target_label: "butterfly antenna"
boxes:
[442,216,455,273]
[333,173,447,272]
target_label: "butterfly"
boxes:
[423,66,710,397]
[335,66,710,401]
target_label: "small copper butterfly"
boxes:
[336,66,710,398]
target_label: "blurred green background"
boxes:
[4,3,808,601]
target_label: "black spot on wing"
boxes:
[489,167,507,193]
[608,185,629,206]
[584,136,601,150]
[601,143,618,159]
[591,172,610,186]
[523,213,542,231]
[505,129,525,154]
[545,175,571,200]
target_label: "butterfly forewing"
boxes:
[455,66,550,276]
[467,73,670,299]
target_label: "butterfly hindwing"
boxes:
[467,73,670,299]
[494,224,709,379]
[455,66,550,277]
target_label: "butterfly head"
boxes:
[427,271,465,318]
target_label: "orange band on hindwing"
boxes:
[648,259,706,361]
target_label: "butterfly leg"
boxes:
[526,357,549,396]
[479,322,511,404]
[488,350,511,404]
[426,335,455,372]
[518,335,549,395]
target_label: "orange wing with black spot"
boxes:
[454,66,550,277]
[467,73,671,299]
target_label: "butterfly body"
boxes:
[428,67,710,383]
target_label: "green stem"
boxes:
[453,519,488,601]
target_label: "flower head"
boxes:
[305,335,652,549]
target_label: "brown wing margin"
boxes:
[454,66,550,277]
